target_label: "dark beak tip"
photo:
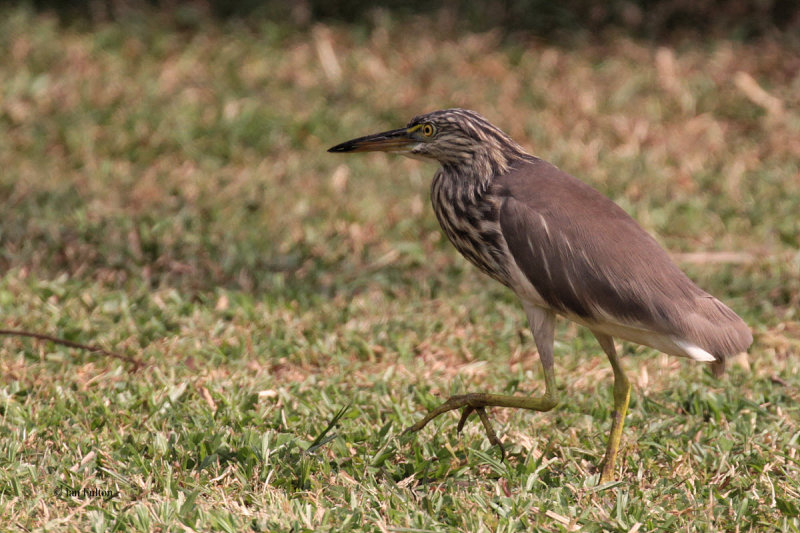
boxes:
[327,143,351,153]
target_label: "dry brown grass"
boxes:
[1,7,798,532]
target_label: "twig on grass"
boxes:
[0,329,146,370]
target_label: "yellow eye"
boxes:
[421,123,435,137]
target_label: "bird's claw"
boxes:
[457,406,475,433]
[404,398,506,461]
[473,406,506,461]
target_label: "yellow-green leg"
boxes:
[403,306,559,459]
[593,332,631,482]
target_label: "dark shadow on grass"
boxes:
[20,0,800,43]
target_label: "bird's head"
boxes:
[328,109,526,172]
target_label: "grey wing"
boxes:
[494,159,752,360]
[498,193,686,328]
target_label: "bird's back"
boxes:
[489,158,752,367]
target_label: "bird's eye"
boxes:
[421,124,436,137]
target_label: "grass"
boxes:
[1,6,799,531]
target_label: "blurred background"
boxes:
[25,0,800,38]
[2,1,798,298]
[1,1,799,530]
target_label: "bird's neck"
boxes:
[440,147,525,197]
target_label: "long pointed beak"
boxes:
[328,127,416,153]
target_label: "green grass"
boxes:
[1,6,799,532]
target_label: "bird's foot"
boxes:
[403,393,506,461]
[599,464,615,484]
[598,444,620,483]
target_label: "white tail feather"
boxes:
[673,338,716,362]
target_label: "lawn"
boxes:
[1,5,799,532]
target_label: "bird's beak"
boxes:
[328,127,416,153]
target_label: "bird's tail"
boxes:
[691,296,752,377]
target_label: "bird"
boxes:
[328,108,752,482]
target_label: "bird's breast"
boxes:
[430,172,511,285]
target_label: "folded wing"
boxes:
[495,158,752,368]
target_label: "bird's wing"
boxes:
[494,158,751,358]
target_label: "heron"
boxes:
[328,108,752,481]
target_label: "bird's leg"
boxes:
[593,332,631,483]
[403,307,558,459]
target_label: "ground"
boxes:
[1,6,799,532]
